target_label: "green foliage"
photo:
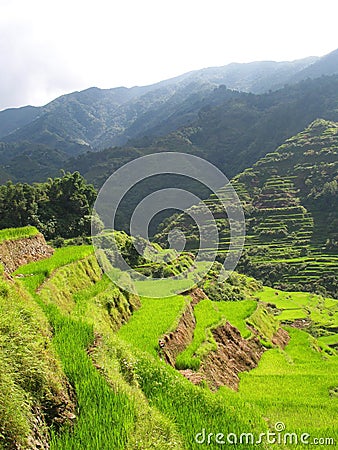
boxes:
[176,299,256,370]
[201,262,262,302]
[0,225,39,244]
[118,295,186,356]
[0,172,96,240]
[0,277,68,449]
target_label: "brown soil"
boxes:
[199,322,265,390]
[272,327,290,347]
[198,323,289,390]
[0,233,54,274]
[160,291,290,391]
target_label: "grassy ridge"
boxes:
[117,295,187,356]
[17,246,182,449]
[0,274,69,448]
[0,226,39,244]
[49,310,136,449]
[176,299,256,370]
[17,248,137,449]
[14,245,94,277]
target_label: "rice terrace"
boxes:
[0,22,337,450]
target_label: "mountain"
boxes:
[0,105,40,137]
[0,49,337,161]
[155,119,338,297]
[65,75,338,189]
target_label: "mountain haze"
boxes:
[0,49,337,160]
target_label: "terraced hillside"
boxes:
[155,119,338,296]
[1,227,337,448]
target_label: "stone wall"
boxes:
[0,233,54,274]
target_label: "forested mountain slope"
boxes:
[0,49,337,185]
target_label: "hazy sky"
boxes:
[0,0,337,110]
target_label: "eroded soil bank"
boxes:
[160,293,289,391]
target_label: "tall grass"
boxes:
[176,299,256,370]
[118,295,187,356]
[48,307,135,449]
[0,226,39,244]
[17,247,137,449]
[0,277,66,449]
[15,245,94,278]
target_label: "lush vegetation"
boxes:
[176,299,256,370]
[0,266,70,448]
[156,119,338,297]
[0,55,337,448]
[0,225,337,448]
[0,225,38,244]
[0,171,97,240]
[117,295,187,356]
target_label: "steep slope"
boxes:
[155,120,338,296]
[0,105,40,138]
[1,49,337,159]
[290,48,338,82]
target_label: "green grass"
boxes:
[118,295,187,356]
[133,261,212,298]
[0,226,39,244]
[8,234,337,449]
[14,245,94,278]
[48,308,135,450]
[318,333,338,346]
[16,246,184,449]
[132,350,266,449]
[221,327,338,444]
[255,286,338,328]
[176,299,256,370]
[117,296,267,449]
[15,246,139,449]
[0,276,67,449]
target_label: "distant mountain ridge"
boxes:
[0,48,337,185]
[0,49,337,153]
[65,74,338,188]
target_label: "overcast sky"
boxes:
[0,0,337,110]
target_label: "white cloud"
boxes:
[0,0,337,109]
